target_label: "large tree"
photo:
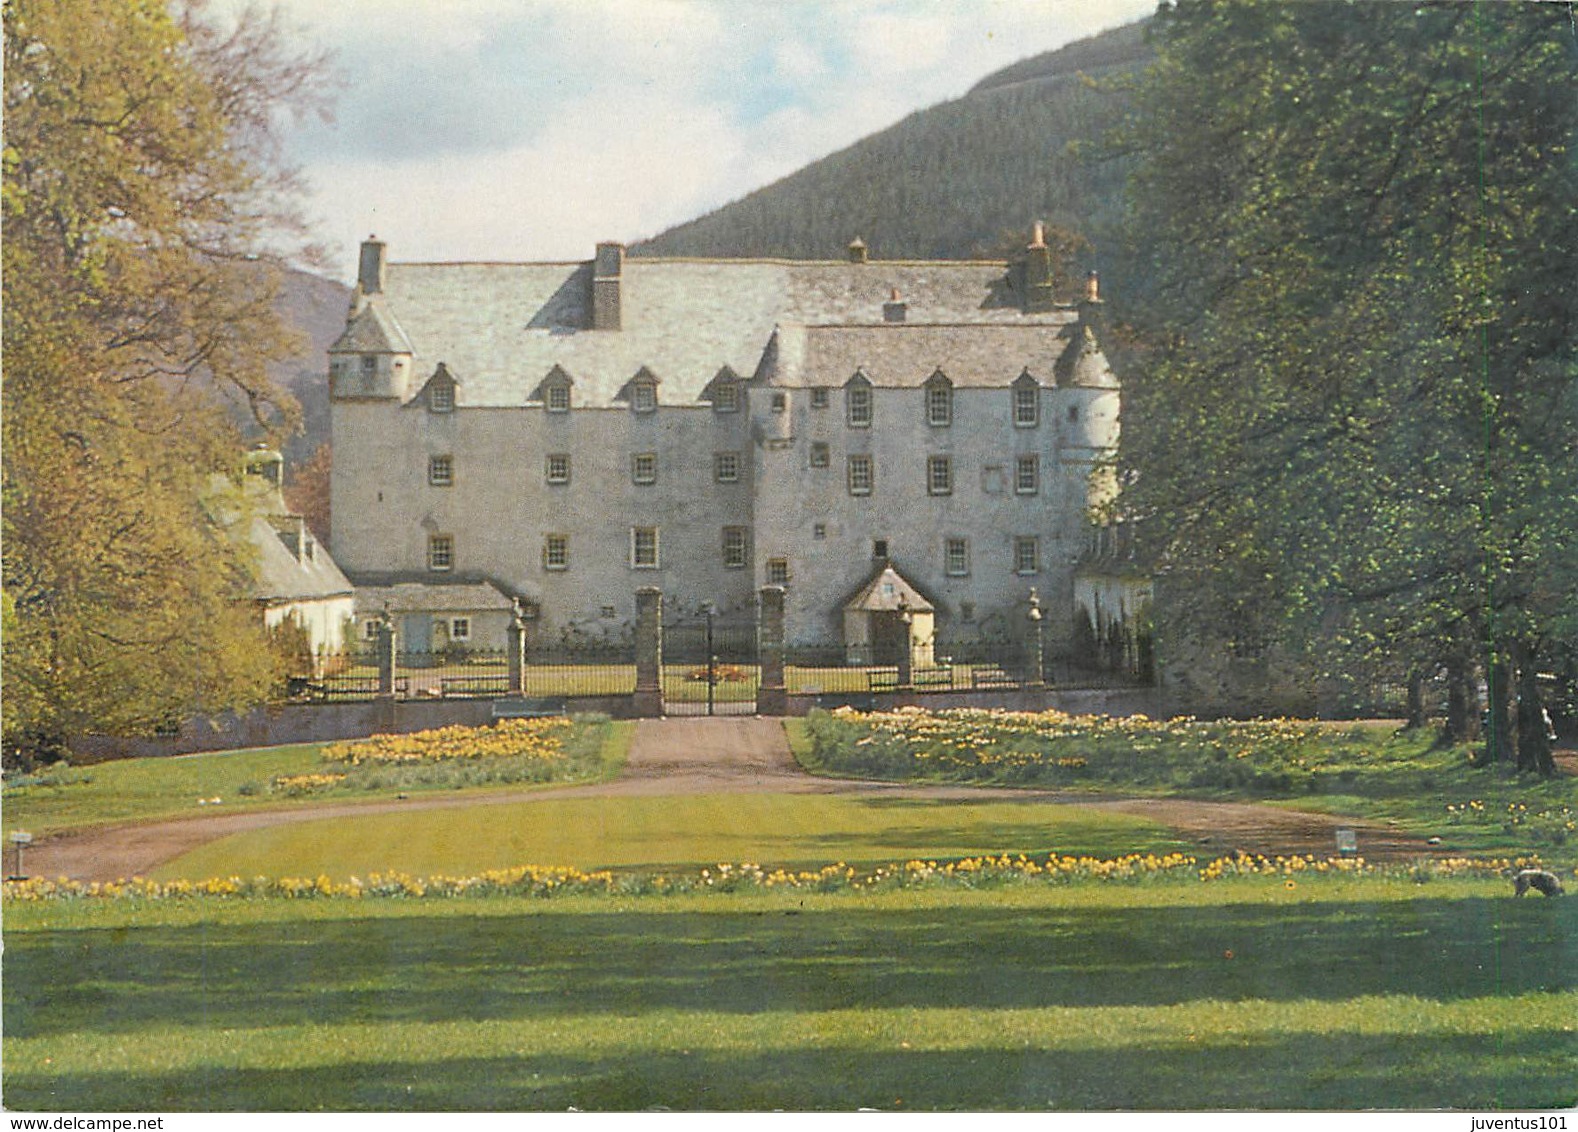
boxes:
[1112,1,1577,771]
[2,0,331,760]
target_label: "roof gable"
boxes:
[843,563,935,613]
[330,301,414,355]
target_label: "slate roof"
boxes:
[1053,322,1120,390]
[843,564,936,614]
[245,516,355,604]
[329,301,414,355]
[353,580,519,616]
[770,321,1081,388]
[365,256,1092,408]
[210,474,354,605]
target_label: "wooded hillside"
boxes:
[634,22,1152,271]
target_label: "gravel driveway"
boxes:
[24,718,1436,882]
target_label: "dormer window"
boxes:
[1013,374,1040,427]
[546,383,570,412]
[713,383,739,412]
[924,373,952,427]
[631,382,657,413]
[846,373,873,428]
[429,383,454,413]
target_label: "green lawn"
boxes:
[5,880,1574,1111]
[154,792,1187,881]
[2,722,634,837]
[791,713,1578,860]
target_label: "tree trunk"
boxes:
[1514,642,1555,776]
[1405,668,1427,730]
[1445,655,1478,746]
[1483,654,1515,765]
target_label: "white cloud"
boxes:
[275,0,1158,277]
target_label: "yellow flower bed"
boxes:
[5,853,1563,903]
[324,718,572,766]
[272,773,348,795]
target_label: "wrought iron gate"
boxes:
[663,605,759,716]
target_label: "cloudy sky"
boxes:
[264,0,1156,280]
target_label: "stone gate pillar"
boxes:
[757,585,787,716]
[375,606,398,730]
[507,599,528,695]
[633,587,664,716]
[376,607,397,697]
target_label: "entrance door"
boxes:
[401,614,433,655]
[871,611,909,666]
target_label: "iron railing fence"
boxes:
[522,643,639,698]
[283,644,639,702]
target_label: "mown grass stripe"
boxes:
[9,993,1574,1074]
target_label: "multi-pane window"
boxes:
[810,388,830,409]
[543,533,569,571]
[927,455,953,496]
[449,617,471,642]
[766,558,790,586]
[428,455,453,486]
[428,535,454,572]
[1014,536,1040,575]
[847,384,872,427]
[631,526,659,568]
[1015,454,1039,495]
[429,383,454,413]
[713,383,739,412]
[1014,384,1039,426]
[631,383,657,413]
[363,619,380,641]
[810,442,830,468]
[722,526,748,569]
[848,454,873,496]
[361,355,378,377]
[546,453,571,485]
[632,453,657,485]
[771,392,788,413]
[546,383,571,412]
[945,537,969,576]
[714,451,741,483]
[813,523,827,540]
[925,380,952,427]
[872,539,889,559]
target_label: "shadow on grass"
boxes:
[6,898,1574,1042]
[5,1030,1574,1111]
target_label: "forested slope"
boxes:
[634,21,1152,269]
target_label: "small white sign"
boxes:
[9,831,33,846]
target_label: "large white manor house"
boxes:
[327,231,1120,659]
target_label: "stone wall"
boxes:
[67,694,635,764]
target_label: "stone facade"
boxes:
[327,233,1120,655]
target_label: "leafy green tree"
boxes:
[1112,0,1577,772]
[2,0,331,761]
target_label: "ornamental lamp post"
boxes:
[1026,588,1046,690]
[704,602,719,716]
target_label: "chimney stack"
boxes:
[883,287,907,323]
[592,241,624,331]
[358,236,386,295]
[847,237,868,265]
[1024,221,1053,313]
